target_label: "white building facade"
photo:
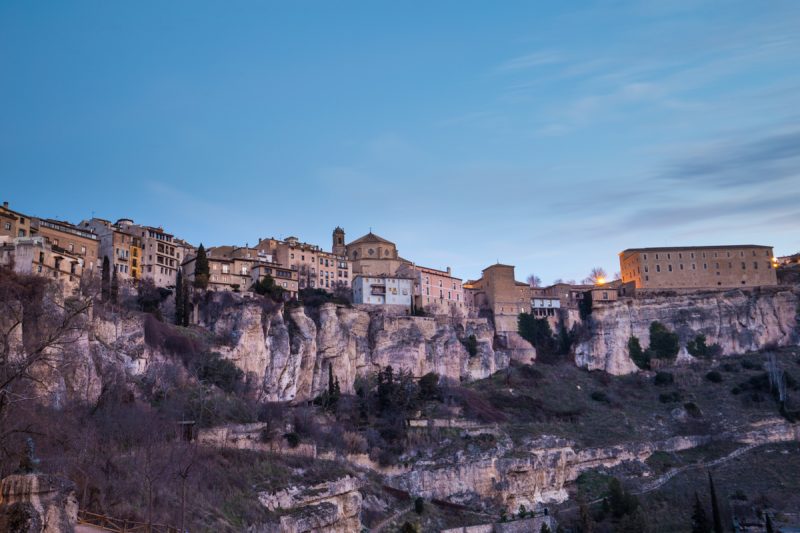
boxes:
[352,275,413,306]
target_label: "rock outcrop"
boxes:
[388,420,800,511]
[575,286,800,375]
[257,476,362,533]
[0,473,78,533]
[200,295,503,402]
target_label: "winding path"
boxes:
[635,442,759,494]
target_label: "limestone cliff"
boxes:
[575,286,800,375]
[257,476,363,533]
[0,473,78,533]
[198,295,504,402]
[389,419,800,511]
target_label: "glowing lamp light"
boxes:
[596,277,606,285]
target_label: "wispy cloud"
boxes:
[661,129,800,187]
[495,50,561,72]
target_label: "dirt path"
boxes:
[370,503,415,532]
[635,442,759,494]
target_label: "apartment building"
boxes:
[118,221,192,287]
[82,218,143,281]
[250,263,299,299]
[255,234,352,292]
[619,245,778,289]
[0,236,84,292]
[397,263,464,314]
[352,275,413,306]
[32,218,100,275]
[0,202,32,239]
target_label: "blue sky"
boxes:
[2,1,799,283]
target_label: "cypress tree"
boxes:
[709,473,723,533]
[110,267,118,304]
[175,270,184,326]
[101,256,110,302]
[691,492,710,533]
[766,514,774,533]
[193,244,209,289]
[182,274,191,326]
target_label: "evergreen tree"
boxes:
[628,336,650,370]
[175,270,184,326]
[101,256,110,302]
[649,321,680,359]
[193,244,209,289]
[540,523,552,533]
[709,473,723,533]
[181,274,191,326]
[766,514,774,533]
[110,267,118,304]
[578,494,593,533]
[691,492,711,533]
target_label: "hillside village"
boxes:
[0,200,792,328]
[1,199,800,533]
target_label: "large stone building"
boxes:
[345,231,408,276]
[619,245,778,290]
[397,263,464,314]
[119,222,192,287]
[255,233,352,292]
[0,202,32,239]
[82,218,143,282]
[465,264,532,332]
[31,218,100,276]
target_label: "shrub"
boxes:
[684,402,702,418]
[654,371,674,386]
[741,359,762,370]
[659,391,682,403]
[193,352,244,393]
[687,334,709,358]
[608,477,639,518]
[649,321,680,359]
[706,371,723,383]
[414,497,425,514]
[463,334,479,357]
[418,372,441,401]
[518,313,556,356]
[628,336,650,370]
[284,432,300,448]
[591,391,610,403]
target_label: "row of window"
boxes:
[642,249,770,261]
[642,261,771,274]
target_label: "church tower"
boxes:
[332,227,346,256]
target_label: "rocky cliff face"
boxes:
[198,295,504,402]
[257,476,363,533]
[389,420,800,511]
[575,286,800,375]
[0,473,78,533]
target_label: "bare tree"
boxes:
[582,267,608,285]
[526,274,542,288]
[0,269,92,457]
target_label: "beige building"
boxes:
[540,282,593,309]
[345,231,409,276]
[0,236,84,292]
[466,264,532,332]
[32,218,100,276]
[397,263,464,314]
[250,263,299,299]
[256,233,352,292]
[620,245,778,289]
[1,202,32,239]
[120,222,191,287]
[82,218,144,282]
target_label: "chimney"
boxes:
[447,266,451,275]
[2,201,7,209]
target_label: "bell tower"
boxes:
[332,227,346,256]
